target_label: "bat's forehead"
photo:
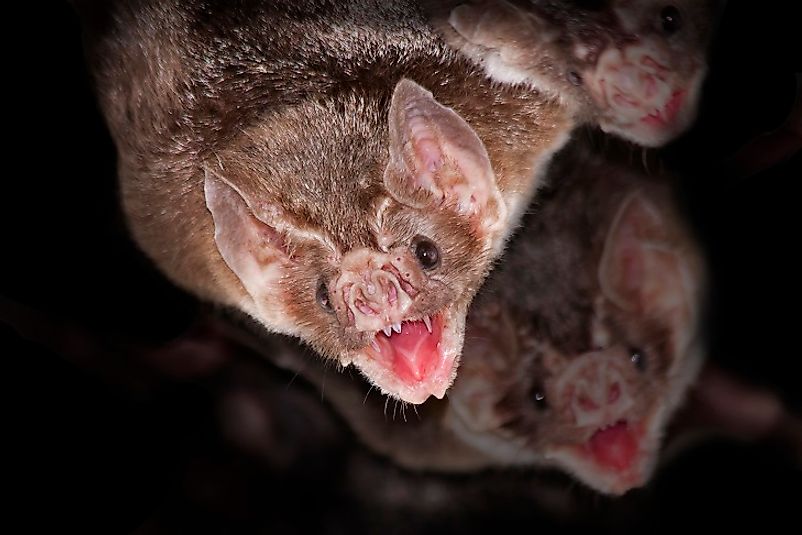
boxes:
[221,92,397,250]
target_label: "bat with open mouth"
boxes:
[426,0,721,146]
[76,0,578,404]
[446,141,708,494]
[241,139,708,494]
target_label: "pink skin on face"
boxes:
[554,420,655,495]
[641,90,686,127]
[547,349,660,494]
[583,40,700,146]
[332,249,460,404]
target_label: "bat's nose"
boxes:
[348,270,412,330]
[334,249,414,333]
[558,351,635,428]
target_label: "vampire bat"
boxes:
[441,139,707,494]
[76,0,577,404]
[234,138,707,495]
[425,0,721,146]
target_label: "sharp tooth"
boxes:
[392,322,402,333]
[382,326,392,337]
[423,315,432,333]
[371,340,380,352]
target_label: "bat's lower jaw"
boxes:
[599,73,705,147]
[546,420,657,495]
[601,112,690,148]
[349,308,464,404]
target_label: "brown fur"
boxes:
[78,0,574,401]
[462,138,706,449]
[230,138,707,491]
[426,0,721,145]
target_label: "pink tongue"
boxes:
[642,90,685,126]
[380,320,442,385]
[587,422,639,471]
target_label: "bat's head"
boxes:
[447,177,705,494]
[444,0,720,146]
[203,79,507,404]
[580,0,719,146]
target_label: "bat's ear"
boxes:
[449,309,520,432]
[598,193,694,319]
[204,169,295,328]
[384,78,506,240]
[449,0,550,56]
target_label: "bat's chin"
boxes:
[599,88,698,147]
[348,307,465,404]
[545,419,659,495]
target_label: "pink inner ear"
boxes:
[415,135,446,175]
[599,193,666,311]
[204,171,292,303]
[384,78,505,238]
[600,193,695,320]
[612,239,646,307]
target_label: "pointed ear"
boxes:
[449,0,553,62]
[450,309,521,432]
[204,169,295,328]
[383,78,506,240]
[598,193,693,317]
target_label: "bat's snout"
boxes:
[555,351,636,429]
[334,249,418,333]
[584,39,702,146]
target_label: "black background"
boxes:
[4,1,800,533]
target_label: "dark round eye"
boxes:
[316,280,334,313]
[412,236,441,270]
[567,70,583,86]
[630,348,647,372]
[660,5,682,34]
[532,388,549,411]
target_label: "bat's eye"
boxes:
[630,348,647,372]
[567,70,583,86]
[316,280,334,313]
[531,388,549,411]
[412,236,441,270]
[660,5,682,34]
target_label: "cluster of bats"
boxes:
[71,0,789,499]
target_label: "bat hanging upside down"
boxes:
[239,139,709,495]
[76,0,715,403]
[427,0,720,146]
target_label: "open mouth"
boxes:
[351,309,462,404]
[640,90,685,127]
[369,314,444,385]
[547,419,653,495]
[573,419,649,493]
[584,420,641,472]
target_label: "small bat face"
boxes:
[446,149,705,494]
[441,0,719,146]
[582,0,717,146]
[205,80,507,404]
